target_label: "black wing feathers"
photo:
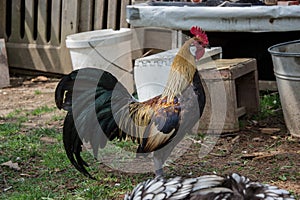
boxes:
[155,103,181,134]
[192,71,206,117]
[55,68,129,179]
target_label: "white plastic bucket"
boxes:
[268,40,300,138]
[66,28,134,93]
[134,47,222,102]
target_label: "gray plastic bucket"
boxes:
[268,39,300,137]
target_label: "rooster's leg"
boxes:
[153,153,165,177]
[153,128,189,177]
[153,144,175,177]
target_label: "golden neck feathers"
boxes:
[162,38,197,101]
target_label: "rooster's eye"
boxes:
[190,45,197,57]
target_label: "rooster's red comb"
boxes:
[190,26,209,46]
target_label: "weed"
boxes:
[34,90,42,95]
[0,123,20,136]
[255,92,281,120]
[51,115,64,121]
[5,109,22,119]
[278,174,287,181]
[29,106,56,116]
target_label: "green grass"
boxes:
[34,90,42,95]
[1,98,298,199]
[29,106,56,116]
[51,115,65,121]
[0,108,149,200]
[5,109,22,119]
[0,123,20,136]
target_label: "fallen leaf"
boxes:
[3,186,13,192]
[231,135,240,143]
[252,137,264,142]
[20,173,32,177]
[271,136,279,140]
[40,136,58,144]
[1,160,21,171]
[260,128,280,134]
[31,76,48,82]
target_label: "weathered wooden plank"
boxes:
[10,0,22,42]
[259,80,278,91]
[143,28,179,50]
[24,0,34,43]
[7,42,72,74]
[230,59,257,79]
[120,0,131,28]
[94,0,105,30]
[107,0,118,29]
[0,39,10,88]
[79,0,94,32]
[61,0,79,42]
[236,69,260,114]
[236,106,246,117]
[36,0,48,44]
[200,58,255,80]
[224,79,239,131]
[50,0,62,46]
[4,0,135,74]
[199,78,240,133]
[5,0,75,74]
[0,1,7,39]
[59,0,80,73]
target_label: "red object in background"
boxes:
[191,0,202,3]
[277,0,299,5]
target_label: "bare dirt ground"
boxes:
[0,76,63,130]
[1,75,299,198]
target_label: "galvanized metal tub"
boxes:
[268,40,300,137]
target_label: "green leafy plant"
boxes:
[256,92,282,119]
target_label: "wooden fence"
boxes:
[0,0,131,74]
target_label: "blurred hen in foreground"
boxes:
[55,26,208,178]
[125,173,295,200]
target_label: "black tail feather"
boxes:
[55,68,130,179]
[55,70,95,178]
[63,112,95,180]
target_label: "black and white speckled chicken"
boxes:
[124,173,295,200]
[55,26,208,178]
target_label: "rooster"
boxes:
[55,26,208,178]
[124,173,295,200]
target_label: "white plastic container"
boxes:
[134,47,222,101]
[66,28,134,93]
